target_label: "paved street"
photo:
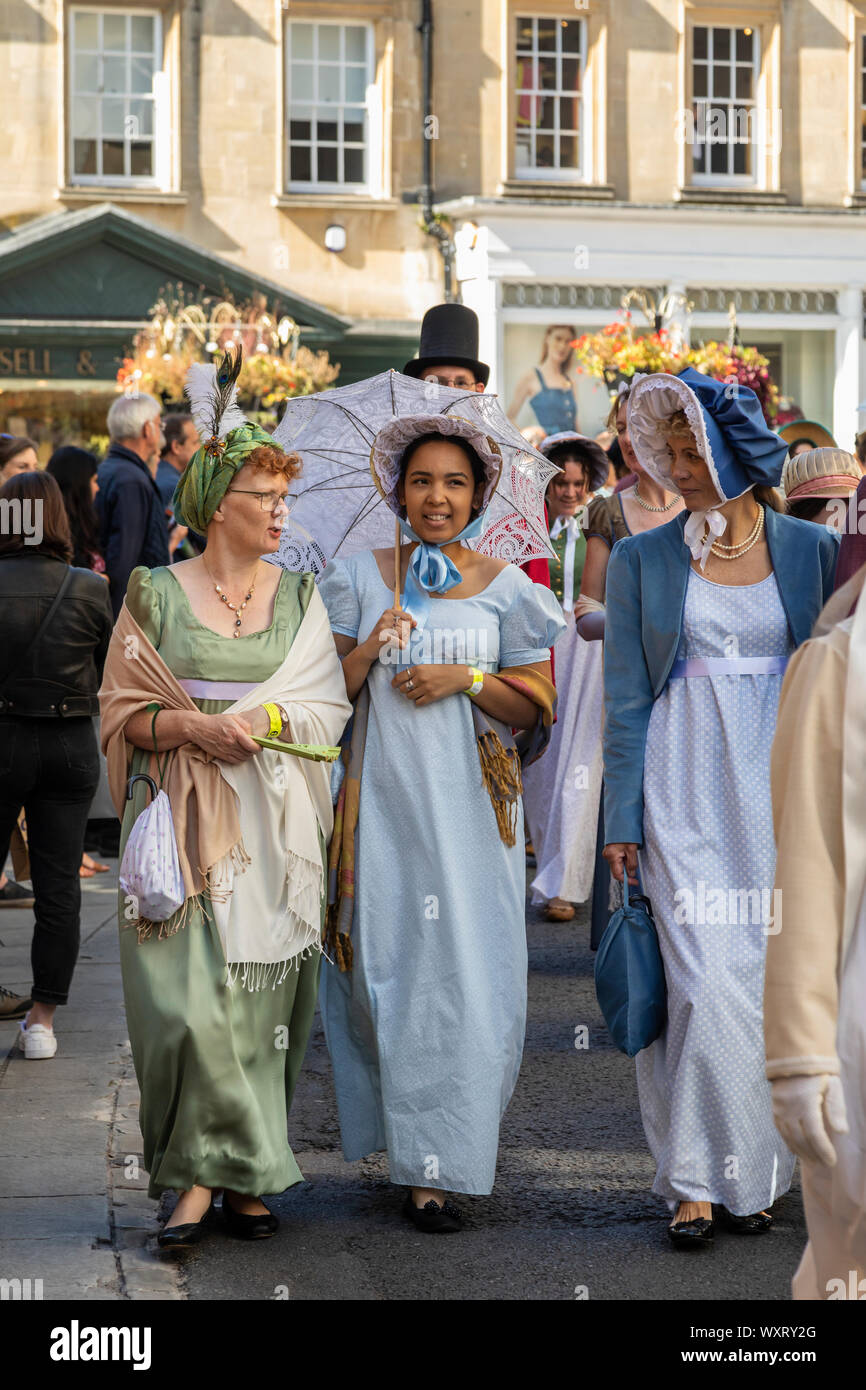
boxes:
[0,858,806,1302]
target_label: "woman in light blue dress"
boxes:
[318,415,563,1231]
[603,369,838,1249]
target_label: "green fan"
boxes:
[252,736,341,762]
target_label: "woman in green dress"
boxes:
[99,358,351,1248]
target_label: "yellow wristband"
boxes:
[263,702,282,738]
[464,667,484,697]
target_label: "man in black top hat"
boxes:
[402,303,489,392]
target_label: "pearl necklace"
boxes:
[632,481,679,513]
[705,508,764,561]
[203,559,259,636]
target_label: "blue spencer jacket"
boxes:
[602,504,839,847]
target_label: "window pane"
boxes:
[73,53,99,92]
[713,27,730,61]
[131,16,154,52]
[72,95,99,138]
[714,66,730,99]
[316,119,338,142]
[319,26,340,60]
[131,57,154,94]
[562,57,581,91]
[693,139,706,174]
[733,139,749,175]
[693,64,707,99]
[102,139,125,176]
[74,12,98,48]
[538,19,557,51]
[535,132,555,167]
[736,65,753,99]
[290,119,311,141]
[344,108,365,142]
[538,57,557,89]
[318,66,340,102]
[103,14,127,51]
[291,23,313,60]
[516,56,535,92]
[710,141,728,174]
[345,66,366,102]
[561,20,581,55]
[103,56,127,94]
[290,64,313,100]
[102,99,125,137]
[559,133,578,168]
[130,141,153,176]
[317,145,338,181]
[73,138,98,175]
[515,16,533,52]
[538,96,555,129]
[344,146,364,182]
[693,27,708,61]
[514,129,532,168]
[735,28,753,62]
[345,26,366,62]
[128,98,153,137]
[290,145,311,181]
[559,96,579,132]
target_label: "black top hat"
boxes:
[402,303,490,387]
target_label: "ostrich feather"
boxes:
[184,346,247,443]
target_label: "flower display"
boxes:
[116,286,340,425]
[572,317,780,423]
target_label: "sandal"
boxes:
[545,898,575,922]
[81,853,110,874]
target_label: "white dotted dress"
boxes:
[636,567,797,1216]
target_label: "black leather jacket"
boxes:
[0,554,114,718]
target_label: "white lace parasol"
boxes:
[268,369,558,574]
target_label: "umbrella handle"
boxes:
[393,514,402,611]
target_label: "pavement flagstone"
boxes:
[0,860,182,1301]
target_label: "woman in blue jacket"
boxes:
[602,369,838,1249]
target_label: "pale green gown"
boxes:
[119,565,323,1199]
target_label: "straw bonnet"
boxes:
[781,447,862,503]
[778,418,837,452]
[369,413,502,517]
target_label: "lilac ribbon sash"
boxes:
[177,679,258,700]
[669,655,789,679]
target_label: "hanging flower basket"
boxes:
[572,317,780,424]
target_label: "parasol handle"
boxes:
[393,514,402,611]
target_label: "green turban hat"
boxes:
[172,421,277,535]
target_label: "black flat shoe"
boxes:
[721,1208,773,1234]
[402,1192,463,1233]
[157,1202,214,1250]
[667,1216,714,1248]
[221,1195,278,1240]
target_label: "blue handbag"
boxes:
[594,871,667,1057]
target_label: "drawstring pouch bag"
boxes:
[594,871,667,1057]
[118,706,184,922]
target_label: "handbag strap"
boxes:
[0,568,73,695]
[145,701,170,788]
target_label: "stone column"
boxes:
[833,287,864,448]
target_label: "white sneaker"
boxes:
[18,1020,57,1059]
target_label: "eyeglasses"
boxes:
[226,489,298,514]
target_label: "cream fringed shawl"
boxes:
[99,585,352,989]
